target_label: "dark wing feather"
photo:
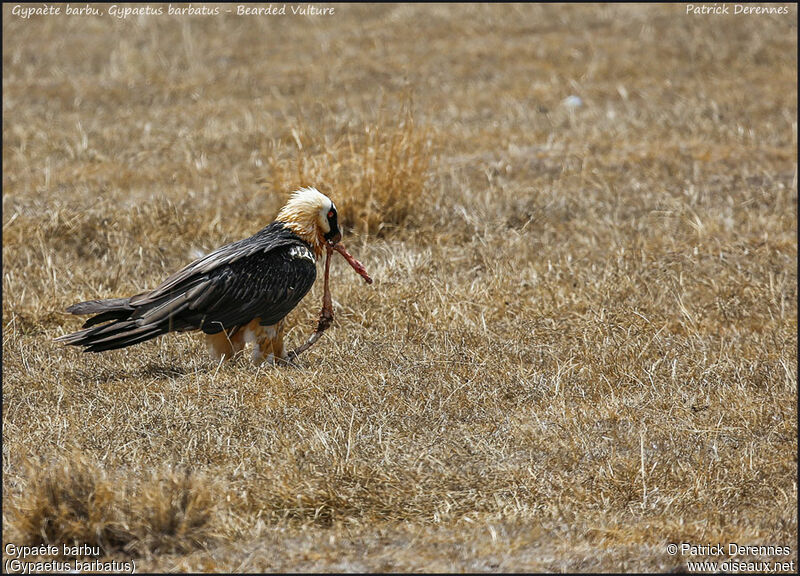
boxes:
[57,223,317,352]
[191,249,317,333]
[132,222,304,304]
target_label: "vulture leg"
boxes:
[206,328,245,361]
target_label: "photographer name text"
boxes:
[686,4,790,15]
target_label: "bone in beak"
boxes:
[328,241,373,284]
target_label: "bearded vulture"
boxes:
[55,187,342,363]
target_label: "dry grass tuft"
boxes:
[11,456,132,553]
[8,456,218,558]
[135,469,218,556]
[265,99,434,236]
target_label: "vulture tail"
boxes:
[55,297,168,352]
[65,298,136,328]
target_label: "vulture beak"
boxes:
[324,226,342,246]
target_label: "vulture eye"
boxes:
[328,210,335,218]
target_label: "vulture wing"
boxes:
[56,223,317,352]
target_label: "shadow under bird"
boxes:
[55,187,372,363]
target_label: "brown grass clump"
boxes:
[134,469,219,556]
[266,100,433,236]
[11,456,132,553]
[2,4,797,573]
[8,456,218,558]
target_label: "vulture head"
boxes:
[276,187,342,257]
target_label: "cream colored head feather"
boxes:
[276,187,337,256]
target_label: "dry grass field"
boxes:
[2,3,797,573]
